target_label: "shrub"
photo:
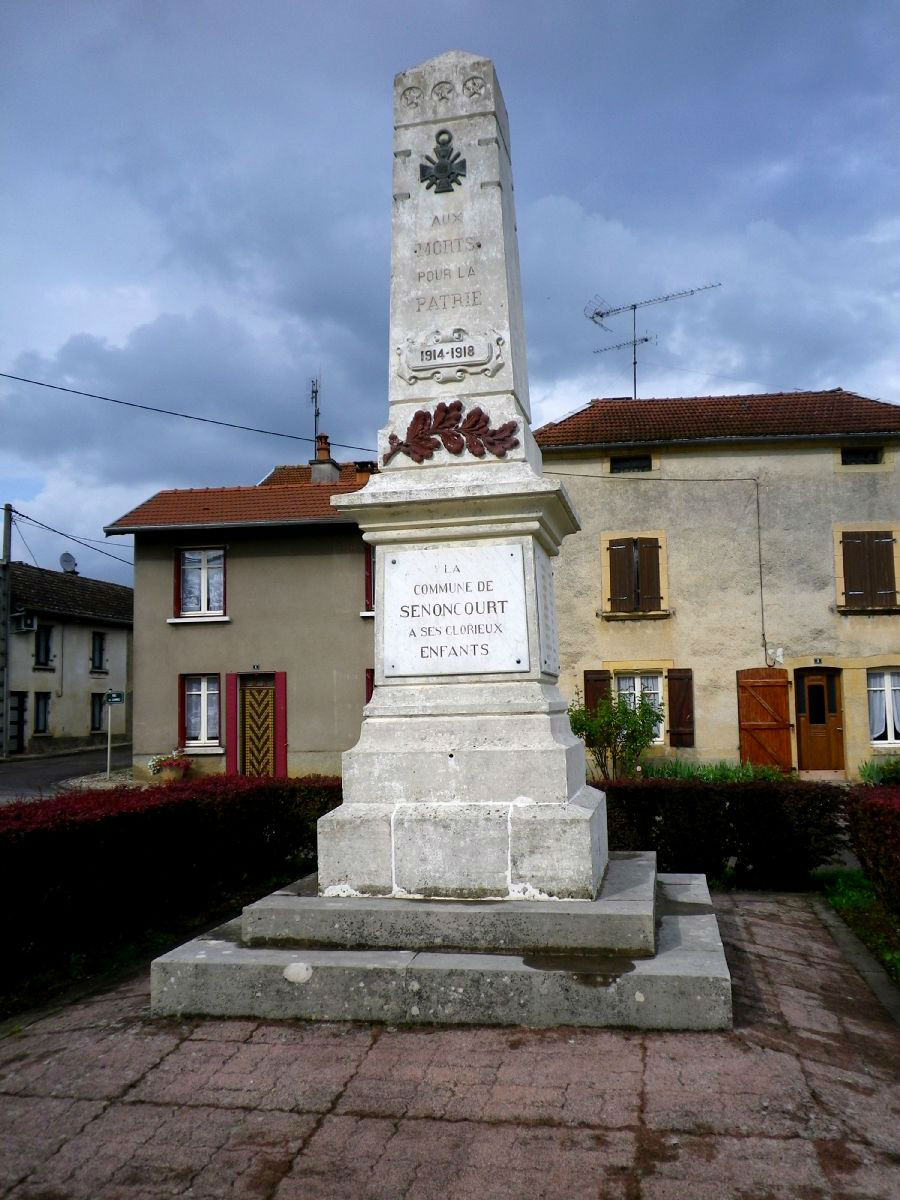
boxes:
[569,691,664,780]
[0,775,341,1015]
[845,785,900,918]
[639,758,784,783]
[604,777,847,887]
[858,757,900,786]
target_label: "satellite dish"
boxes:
[59,552,78,574]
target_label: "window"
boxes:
[868,671,900,744]
[841,446,883,466]
[183,675,220,744]
[90,692,105,732]
[616,673,664,742]
[839,530,898,610]
[610,454,652,474]
[607,536,663,613]
[33,692,50,734]
[91,631,106,672]
[34,624,52,667]
[178,549,225,616]
[363,543,374,613]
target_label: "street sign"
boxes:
[106,691,125,704]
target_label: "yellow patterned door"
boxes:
[240,676,276,776]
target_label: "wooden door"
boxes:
[240,675,276,776]
[736,667,792,769]
[795,670,845,770]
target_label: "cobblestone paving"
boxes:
[1,894,898,1199]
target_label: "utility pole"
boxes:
[0,503,12,759]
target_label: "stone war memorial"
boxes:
[152,51,732,1029]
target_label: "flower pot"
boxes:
[159,766,186,783]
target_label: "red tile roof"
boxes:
[105,481,366,533]
[534,389,900,449]
[258,462,373,486]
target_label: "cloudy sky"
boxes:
[2,0,897,586]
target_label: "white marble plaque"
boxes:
[384,544,530,677]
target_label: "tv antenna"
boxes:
[585,282,722,399]
[310,376,320,443]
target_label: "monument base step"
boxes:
[151,872,732,1030]
[243,852,657,956]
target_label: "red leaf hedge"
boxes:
[845,785,900,918]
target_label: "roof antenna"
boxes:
[585,282,722,399]
[310,376,320,443]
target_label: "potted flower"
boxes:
[148,750,193,783]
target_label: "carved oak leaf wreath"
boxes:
[383,400,519,465]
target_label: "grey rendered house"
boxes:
[105,439,375,779]
[534,389,900,779]
[4,561,132,755]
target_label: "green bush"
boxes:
[858,757,900,786]
[605,778,847,887]
[0,775,341,1017]
[569,691,664,780]
[639,758,784,783]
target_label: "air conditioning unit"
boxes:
[12,612,37,633]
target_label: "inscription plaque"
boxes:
[384,544,529,677]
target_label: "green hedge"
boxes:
[0,775,341,1016]
[845,785,900,918]
[605,778,847,887]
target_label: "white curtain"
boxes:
[891,672,900,740]
[868,671,886,739]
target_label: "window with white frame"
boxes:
[180,549,225,616]
[184,675,220,744]
[868,670,900,744]
[616,672,664,743]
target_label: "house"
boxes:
[3,560,133,755]
[533,388,900,779]
[105,436,375,779]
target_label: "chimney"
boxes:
[310,433,340,483]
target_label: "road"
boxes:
[0,746,133,803]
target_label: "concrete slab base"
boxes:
[151,870,732,1030]
[244,852,656,956]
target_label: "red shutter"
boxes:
[667,668,694,747]
[637,538,662,612]
[173,550,182,617]
[584,669,612,712]
[608,539,635,612]
[364,542,374,611]
[274,672,287,776]
[225,673,239,774]
[177,674,186,746]
[365,668,375,703]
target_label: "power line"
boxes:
[11,508,134,566]
[12,517,39,567]
[0,372,378,455]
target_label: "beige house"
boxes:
[4,562,132,755]
[534,389,900,780]
[105,438,375,779]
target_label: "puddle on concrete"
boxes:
[521,953,636,986]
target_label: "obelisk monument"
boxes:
[322,51,606,899]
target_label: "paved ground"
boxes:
[0,747,133,803]
[1,892,898,1199]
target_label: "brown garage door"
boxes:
[736,667,792,770]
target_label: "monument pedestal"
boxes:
[151,856,732,1030]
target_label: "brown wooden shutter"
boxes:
[584,669,611,712]
[608,539,635,612]
[870,531,897,606]
[363,543,374,610]
[841,532,870,607]
[667,668,694,747]
[637,538,662,612]
[365,668,374,703]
